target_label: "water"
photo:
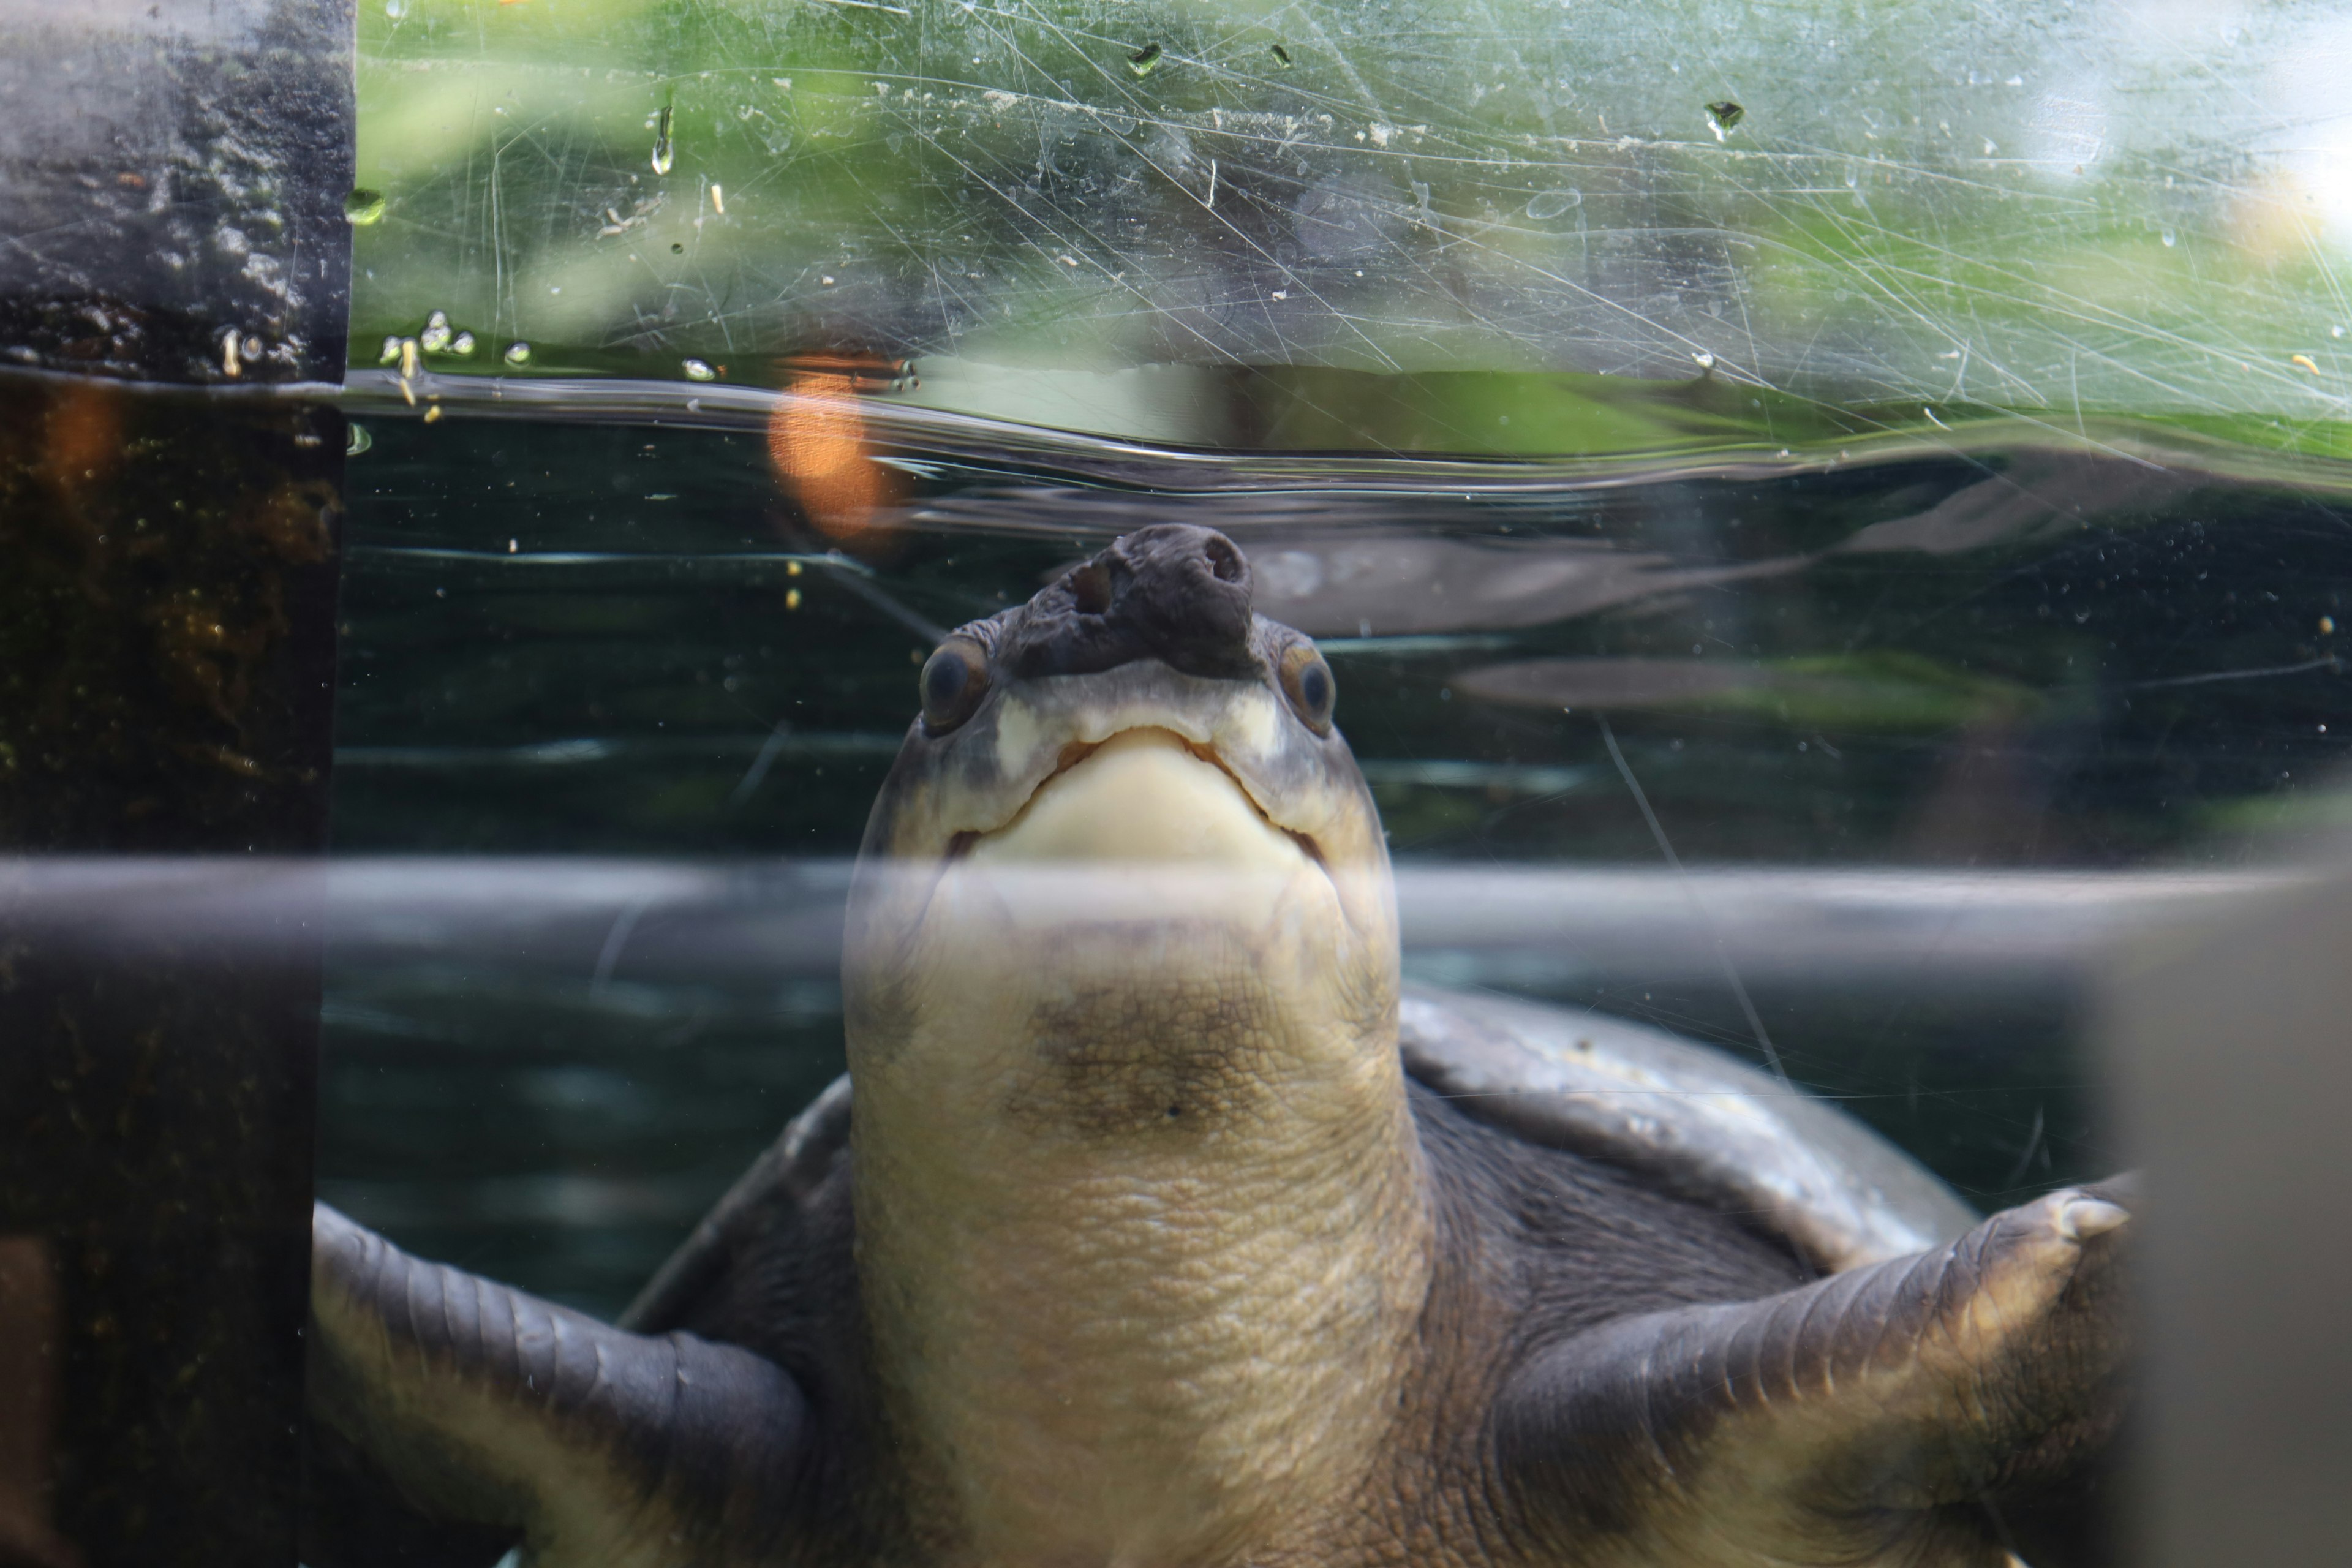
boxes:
[323,375,2351,1317]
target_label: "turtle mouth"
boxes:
[947,726,1326,878]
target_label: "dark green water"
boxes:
[323,392,2352,1316]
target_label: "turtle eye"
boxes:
[1278,642,1335,734]
[919,638,991,734]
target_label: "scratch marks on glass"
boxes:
[350,0,2352,433]
[1596,715,1791,1087]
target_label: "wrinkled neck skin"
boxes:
[844,750,1431,1567]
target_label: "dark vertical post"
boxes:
[0,1,354,1564]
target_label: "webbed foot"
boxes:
[1500,1180,2136,1567]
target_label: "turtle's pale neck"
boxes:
[848,905,1430,1568]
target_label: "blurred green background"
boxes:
[350,0,2352,456]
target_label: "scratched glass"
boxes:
[328,0,2352,1314]
[309,4,2352,1564]
[352,0,2352,451]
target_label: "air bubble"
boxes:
[1127,42,1163,77]
[682,358,717,382]
[1270,43,1292,67]
[383,0,404,15]
[344,188,386,225]
[347,423,373,456]
[2161,227,2176,247]
[378,336,402,365]
[650,104,675,176]
[1525,189,1581,220]
[451,332,476,356]
[503,341,532,367]
[420,310,453,352]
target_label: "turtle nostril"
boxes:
[1068,562,1112,615]
[1011,524,1256,680]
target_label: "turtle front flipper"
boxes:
[307,1204,814,1568]
[1496,1182,2135,1568]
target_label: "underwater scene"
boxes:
[9,0,2352,1562]
[322,379,2350,1319]
[312,0,2352,1359]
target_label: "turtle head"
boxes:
[843,523,1398,1139]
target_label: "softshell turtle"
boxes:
[307,524,2132,1568]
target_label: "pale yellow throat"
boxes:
[952,726,1322,929]
[969,726,1305,867]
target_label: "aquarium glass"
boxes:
[324,0,2352,1319]
[6,0,2352,1564]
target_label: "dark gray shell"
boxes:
[623,983,1971,1330]
[1392,986,1974,1271]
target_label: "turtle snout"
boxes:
[1094,524,1256,679]
[1006,523,1261,681]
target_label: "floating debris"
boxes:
[422,404,443,424]
[221,328,242,378]
[345,188,387,225]
[379,336,402,365]
[650,104,675,176]
[1525,188,1581,220]
[710,184,726,215]
[2292,353,2321,375]
[347,423,373,456]
[786,587,803,611]
[503,341,532,367]
[1705,100,1744,139]
[682,358,717,382]
[1127,42,1163,77]
[451,331,476,356]
[1270,43,1292,67]
[398,337,420,381]
[420,310,453,352]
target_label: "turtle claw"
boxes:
[1500,1180,2136,1566]
[2055,1194,2129,1241]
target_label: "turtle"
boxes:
[306,522,2133,1568]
